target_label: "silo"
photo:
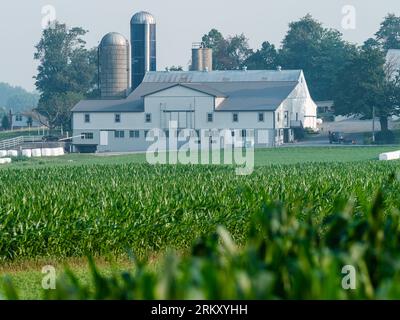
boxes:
[131,11,156,90]
[99,32,130,98]
[191,43,213,71]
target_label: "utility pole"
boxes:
[372,106,376,143]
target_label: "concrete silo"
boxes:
[99,32,130,98]
[191,42,213,72]
[131,11,156,90]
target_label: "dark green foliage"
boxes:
[376,13,400,50]
[279,14,356,101]
[202,29,252,70]
[0,161,399,263]
[34,22,98,130]
[1,115,10,130]
[5,173,400,300]
[375,130,396,144]
[10,156,30,163]
[244,42,279,70]
[333,44,400,130]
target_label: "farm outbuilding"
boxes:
[72,69,317,152]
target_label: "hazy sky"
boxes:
[0,0,399,91]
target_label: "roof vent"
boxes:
[277,66,282,71]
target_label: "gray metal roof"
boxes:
[72,70,302,113]
[100,32,128,46]
[143,70,302,83]
[131,11,156,24]
[139,83,228,98]
[214,81,298,111]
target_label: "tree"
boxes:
[34,21,98,130]
[202,29,252,70]
[376,14,400,50]
[279,14,355,100]
[1,115,10,131]
[244,41,279,70]
[333,45,400,133]
[35,92,84,131]
[202,29,224,49]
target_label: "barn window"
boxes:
[16,114,23,122]
[145,113,152,123]
[129,130,140,138]
[84,114,90,123]
[114,130,125,138]
[81,132,93,140]
[232,113,239,122]
[207,113,213,122]
[258,113,264,122]
[115,114,121,123]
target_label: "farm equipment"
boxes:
[329,132,355,144]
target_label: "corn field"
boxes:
[1,161,400,299]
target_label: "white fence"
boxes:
[0,136,44,150]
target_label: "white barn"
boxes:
[72,70,317,152]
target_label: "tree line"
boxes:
[34,14,400,137]
[0,83,38,112]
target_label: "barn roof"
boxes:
[72,70,302,113]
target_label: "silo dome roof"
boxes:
[131,11,156,24]
[100,32,128,46]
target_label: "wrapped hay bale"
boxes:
[379,151,400,161]
[22,149,32,158]
[42,148,52,157]
[0,158,12,165]
[7,150,18,157]
[32,149,42,157]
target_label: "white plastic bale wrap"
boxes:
[379,150,400,161]
[0,158,12,165]
[7,150,18,157]
[42,148,52,157]
[22,149,32,158]
[32,149,42,157]
[0,150,7,158]
[49,148,57,157]
[56,147,65,156]
[46,147,65,157]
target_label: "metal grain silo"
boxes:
[191,42,213,71]
[99,32,130,98]
[131,11,156,90]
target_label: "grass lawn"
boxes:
[1,146,399,170]
[0,129,45,141]
[0,257,139,300]
[1,145,400,299]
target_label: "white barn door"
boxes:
[100,131,109,146]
